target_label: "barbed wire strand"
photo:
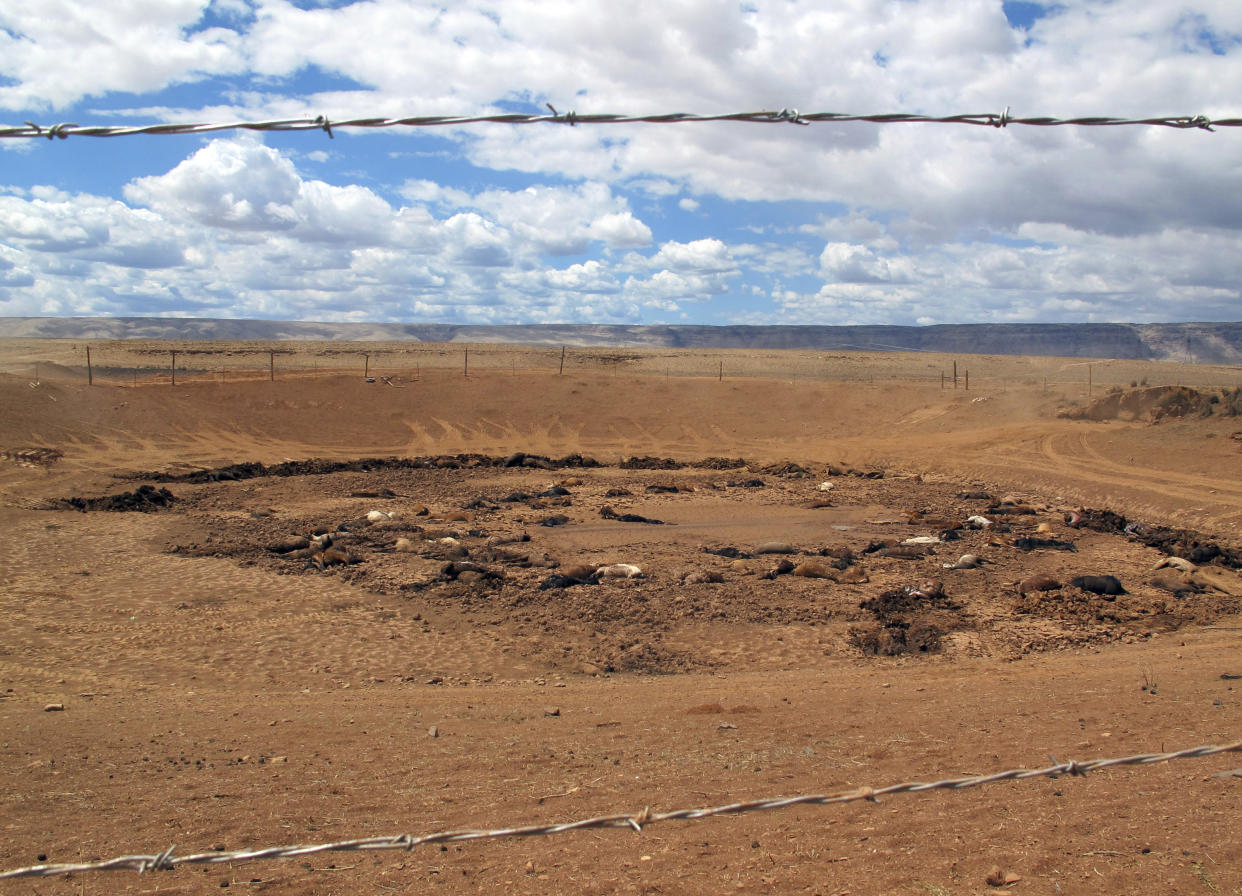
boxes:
[3,739,1238,881]
[3,107,1240,141]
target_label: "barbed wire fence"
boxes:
[3,106,1240,141]
[2,740,1238,880]
[17,341,1242,395]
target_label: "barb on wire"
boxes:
[1,108,1238,140]
[2,740,1238,881]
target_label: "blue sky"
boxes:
[1,0,1240,327]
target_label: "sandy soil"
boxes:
[1,342,1241,895]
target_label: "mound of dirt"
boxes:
[56,484,177,512]
[1059,385,1237,422]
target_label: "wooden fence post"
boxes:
[559,345,566,375]
[171,350,177,386]
[86,346,93,386]
[270,351,275,382]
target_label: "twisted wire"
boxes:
[2,739,1238,880]
[3,108,1237,140]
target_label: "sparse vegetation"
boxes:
[1140,665,1158,695]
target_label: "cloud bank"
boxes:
[1,1,1240,325]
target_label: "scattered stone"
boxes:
[1068,574,1127,596]
[876,545,929,560]
[600,506,665,525]
[829,565,870,584]
[792,561,834,579]
[755,542,796,555]
[539,573,597,590]
[942,553,983,570]
[266,535,310,554]
[1013,536,1077,552]
[596,563,644,579]
[681,569,725,585]
[760,558,797,579]
[703,546,749,559]
[1017,573,1061,594]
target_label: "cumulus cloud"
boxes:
[649,238,736,274]
[0,137,666,321]
[2,2,1242,324]
[0,0,245,111]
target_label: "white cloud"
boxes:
[125,138,303,231]
[650,238,736,274]
[586,212,652,249]
[2,3,1242,325]
[0,0,245,111]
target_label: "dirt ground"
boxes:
[1,342,1241,895]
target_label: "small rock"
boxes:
[428,726,438,738]
[43,703,64,712]
[544,706,560,717]
[792,561,833,579]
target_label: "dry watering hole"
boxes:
[77,452,1242,676]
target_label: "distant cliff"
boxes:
[5,318,1242,364]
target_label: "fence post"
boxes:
[171,350,177,386]
[270,351,275,382]
[464,348,469,378]
[86,346,93,386]
[1088,364,1092,398]
[559,345,566,375]
[965,370,969,391]
[719,360,723,382]
[364,353,370,379]
[953,360,958,389]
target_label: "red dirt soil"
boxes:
[1,346,1241,895]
